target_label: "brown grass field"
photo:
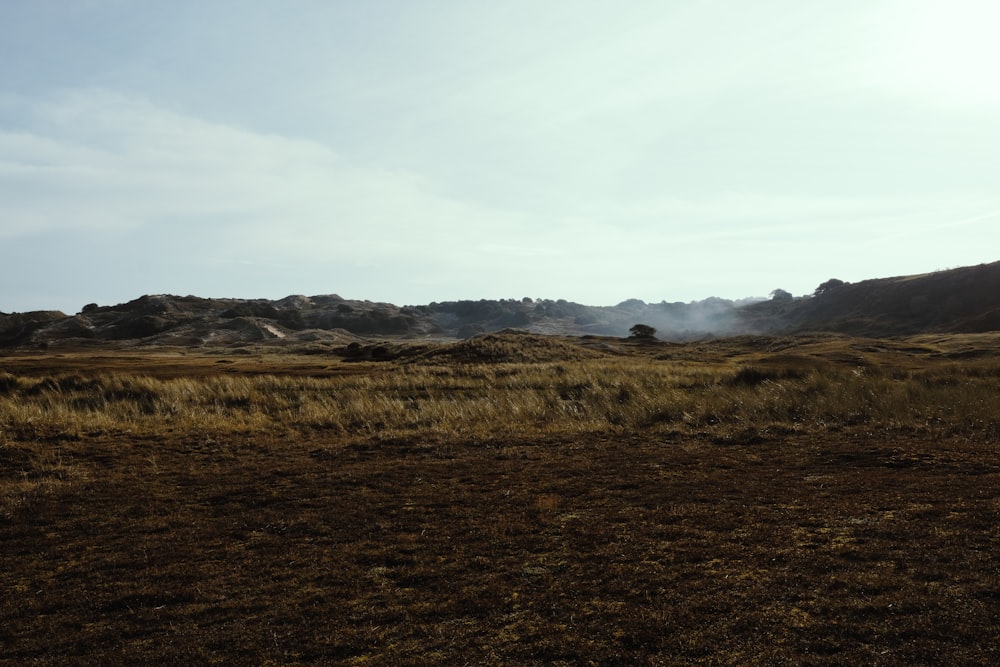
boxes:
[2,332,1000,665]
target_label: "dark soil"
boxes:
[3,424,999,665]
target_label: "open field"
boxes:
[2,332,1000,664]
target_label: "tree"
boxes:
[814,278,846,296]
[629,323,657,339]
[770,288,793,301]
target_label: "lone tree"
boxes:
[629,323,657,339]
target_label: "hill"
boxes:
[0,293,747,349]
[2,261,999,349]
[740,261,1000,337]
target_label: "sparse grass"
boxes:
[2,334,1000,664]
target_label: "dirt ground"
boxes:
[3,427,998,665]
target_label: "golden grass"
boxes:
[2,352,998,443]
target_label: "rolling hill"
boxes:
[2,261,999,349]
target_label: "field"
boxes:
[2,332,1000,665]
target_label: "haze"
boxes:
[2,1,998,314]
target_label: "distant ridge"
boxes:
[738,260,1000,337]
[2,261,999,349]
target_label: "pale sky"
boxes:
[2,0,998,314]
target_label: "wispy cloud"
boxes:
[0,90,514,248]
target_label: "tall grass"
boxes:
[2,359,998,442]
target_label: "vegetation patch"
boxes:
[409,331,609,365]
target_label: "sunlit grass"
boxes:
[2,356,998,442]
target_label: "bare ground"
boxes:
[3,426,999,665]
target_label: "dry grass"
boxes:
[2,333,1000,664]
[3,352,998,442]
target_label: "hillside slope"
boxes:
[2,261,999,348]
[741,261,1000,337]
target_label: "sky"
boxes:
[2,0,999,314]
